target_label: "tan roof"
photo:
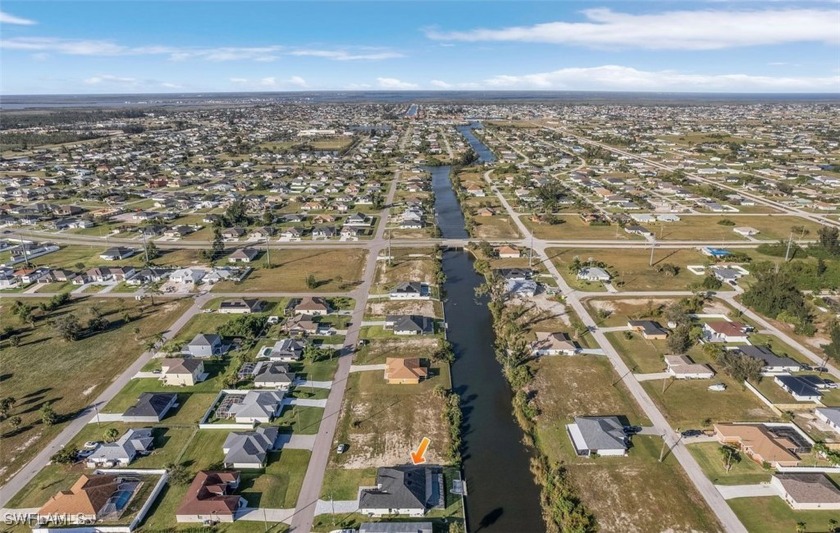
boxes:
[39,474,120,516]
[161,358,203,374]
[665,355,713,376]
[385,358,428,381]
[715,424,799,464]
[496,245,519,255]
[532,331,577,352]
[176,471,241,517]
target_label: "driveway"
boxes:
[349,363,386,373]
[716,483,779,500]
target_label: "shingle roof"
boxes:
[573,416,627,451]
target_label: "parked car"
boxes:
[681,429,702,438]
[82,441,99,450]
[623,426,642,435]
[336,443,348,454]
[77,449,95,459]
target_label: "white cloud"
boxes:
[0,11,36,25]
[426,7,840,50]
[430,80,453,89]
[160,82,183,89]
[289,49,403,61]
[289,76,308,88]
[1,37,400,62]
[259,77,277,87]
[229,78,249,84]
[84,74,136,85]
[376,77,418,89]
[478,65,840,92]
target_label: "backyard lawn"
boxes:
[687,442,772,486]
[728,496,840,533]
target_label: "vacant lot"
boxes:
[329,366,451,469]
[565,436,722,533]
[352,337,441,365]
[213,248,367,292]
[471,215,521,240]
[547,246,708,291]
[521,214,644,241]
[373,248,437,287]
[0,297,191,485]
[655,215,826,242]
[729,496,840,533]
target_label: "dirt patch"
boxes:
[375,257,436,286]
[82,385,96,396]
[366,300,438,317]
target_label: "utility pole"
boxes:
[142,232,149,265]
[17,233,30,268]
[265,239,271,268]
[658,433,669,462]
[387,231,392,266]
[784,232,794,262]
[528,234,533,269]
[649,236,656,267]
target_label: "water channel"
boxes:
[428,122,544,532]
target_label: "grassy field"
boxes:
[373,247,438,287]
[0,297,191,485]
[547,246,711,291]
[563,436,722,533]
[353,338,441,365]
[329,364,452,470]
[728,496,840,533]
[240,449,311,508]
[653,215,826,242]
[213,248,367,292]
[470,215,521,240]
[521,214,644,241]
[320,467,377,499]
[687,442,773,486]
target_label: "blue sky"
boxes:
[1,1,839,94]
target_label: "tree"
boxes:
[52,314,82,341]
[224,198,248,226]
[212,227,225,258]
[667,323,692,353]
[305,273,318,289]
[818,226,840,254]
[40,402,58,426]
[824,322,840,367]
[0,397,16,419]
[7,415,22,432]
[817,257,828,277]
[143,240,160,265]
[104,427,120,443]
[718,445,741,472]
[701,275,723,290]
[51,446,79,465]
[166,462,193,485]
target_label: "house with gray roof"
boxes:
[577,267,611,282]
[736,346,801,373]
[815,407,840,436]
[384,315,435,336]
[359,523,434,533]
[262,338,305,362]
[186,333,225,358]
[566,416,628,456]
[358,466,444,517]
[122,392,178,422]
[252,361,296,390]
[222,427,279,469]
[86,428,154,467]
[227,391,284,424]
[771,473,840,510]
[389,282,430,300]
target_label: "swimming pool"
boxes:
[110,490,132,511]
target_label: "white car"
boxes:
[82,441,99,450]
[336,443,348,454]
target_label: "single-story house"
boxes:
[170,268,205,285]
[38,474,124,524]
[389,282,430,300]
[358,466,444,517]
[228,248,259,263]
[264,338,305,361]
[176,471,245,523]
[294,296,331,315]
[222,427,280,469]
[86,428,154,467]
[99,247,135,261]
[771,473,840,510]
[385,358,428,385]
[252,361,296,390]
[384,315,435,335]
[665,355,714,379]
[496,245,520,259]
[186,333,225,358]
[577,267,611,282]
[713,424,801,467]
[505,278,537,298]
[219,298,264,314]
[736,346,801,373]
[703,321,751,343]
[227,391,284,424]
[221,227,246,239]
[815,407,840,436]
[284,314,319,336]
[160,358,207,387]
[774,375,822,402]
[531,332,578,356]
[627,320,668,340]
[566,416,628,457]
[123,392,178,423]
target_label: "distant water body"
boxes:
[2,91,839,110]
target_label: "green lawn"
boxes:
[521,214,643,241]
[0,298,192,485]
[240,449,311,508]
[320,467,377,499]
[604,331,670,374]
[728,496,840,533]
[272,406,324,435]
[687,442,773,486]
[103,391,217,427]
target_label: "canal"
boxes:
[431,155,543,530]
[456,121,497,163]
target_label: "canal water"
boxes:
[456,121,497,163]
[432,158,544,531]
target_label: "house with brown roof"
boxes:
[703,321,751,343]
[495,245,520,259]
[176,471,245,523]
[531,332,579,356]
[714,424,801,467]
[38,474,123,524]
[385,358,428,384]
[771,473,840,510]
[294,296,331,315]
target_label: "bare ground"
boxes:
[366,300,439,317]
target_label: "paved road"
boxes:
[289,171,399,533]
[0,293,207,507]
[484,168,748,532]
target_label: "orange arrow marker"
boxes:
[410,437,431,465]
